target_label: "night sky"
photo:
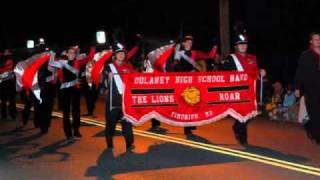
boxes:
[1,0,320,82]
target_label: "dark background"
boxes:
[1,0,320,83]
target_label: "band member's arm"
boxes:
[220,56,237,71]
[192,46,218,61]
[126,46,139,62]
[86,46,96,63]
[76,46,96,66]
[69,47,95,70]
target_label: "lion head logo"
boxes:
[181,87,201,106]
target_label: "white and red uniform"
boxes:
[230,52,259,78]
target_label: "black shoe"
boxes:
[239,137,248,146]
[241,131,248,146]
[233,129,248,145]
[237,129,248,146]
[233,131,248,146]
[91,115,97,118]
[66,135,73,140]
[82,113,93,117]
[126,144,135,152]
[306,131,315,140]
[107,141,113,149]
[150,125,160,131]
[234,135,242,145]
[74,131,82,138]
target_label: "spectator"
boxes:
[266,82,284,120]
[280,84,297,122]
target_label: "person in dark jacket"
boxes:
[295,32,320,144]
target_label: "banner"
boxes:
[86,50,113,87]
[14,52,52,103]
[122,72,258,127]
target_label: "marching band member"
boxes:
[170,35,217,135]
[221,34,266,145]
[102,43,134,151]
[84,36,141,118]
[37,48,57,134]
[15,49,52,131]
[50,46,95,139]
[0,49,16,120]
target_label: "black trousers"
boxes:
[304,93,320,140]
[61,87,81,138]
[21,90,46,130]
[105,107,133,147]
[38,83,56,133]
[21,91,38,127]
[0,80,16,119]
[233,120,248,141]
[83,84,100,115]
[56,81,64,111]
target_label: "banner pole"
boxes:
[259,74,263,105]
[109,74,113,111]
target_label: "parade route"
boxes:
[2,1,320,179]
[0,99,319,179]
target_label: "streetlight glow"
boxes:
[27,40,35,49]
[96,31,106,44]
